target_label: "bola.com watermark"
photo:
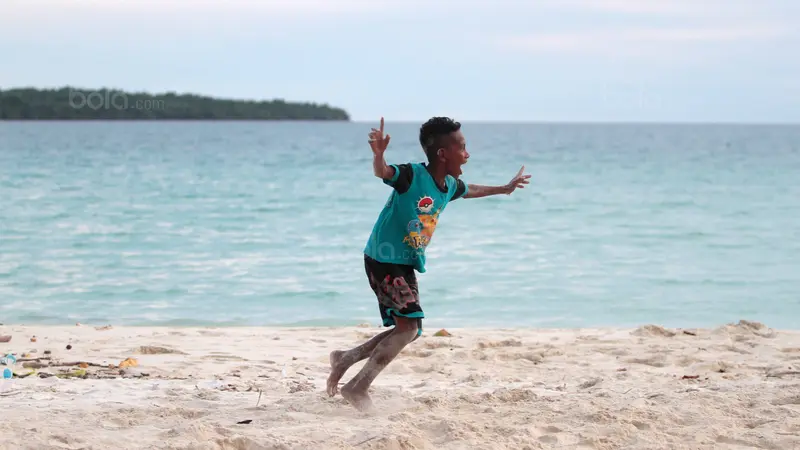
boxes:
[68,89,166,111]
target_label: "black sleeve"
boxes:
[451,179,467,200]
[386,163,414,195]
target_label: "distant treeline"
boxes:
[0,87,350,120]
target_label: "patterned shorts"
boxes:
[364,254,423,333]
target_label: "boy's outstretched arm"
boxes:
[463,165,530,199]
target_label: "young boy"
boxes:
[326,116,530,411]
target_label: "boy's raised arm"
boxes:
[373,149,394,180]
[369,117,394,180]
[463,165,530,199]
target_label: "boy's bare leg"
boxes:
[326,328,394,396]
[341,316,419,411]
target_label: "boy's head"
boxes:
[419,116,470,178]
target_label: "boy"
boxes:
[326,116,530,411]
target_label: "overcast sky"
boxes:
[2,0,799,122]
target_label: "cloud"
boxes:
[497,25,792,55]
[538,0,699,15]
[0,0,403,38]
[3,0,408,14]
[494,0,800,65]
[532,0,797,19]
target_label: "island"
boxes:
[0,87,350,121]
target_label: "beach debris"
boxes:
[95,325,112,331]
[7,354,127,378]
[682,330,697,336]
[433,329,452,337]
[22,361,47,369]
[55,361,108,368]
[30,336,37,343]
[133,346,184,355]
[1,354,17,379]
[19,355,151,380]
[66,345,72,350]
[256,389,263,407]
[120,368,150,379]
[58,368,87,379]
[118,358,138,368]
[18,356,50,362]
[236,419,252,425]
[0,336,10,343]
[681,375,700,380]
[44,350,52,355]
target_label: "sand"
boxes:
[0,320,799,450]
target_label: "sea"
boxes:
[1,121,798,330]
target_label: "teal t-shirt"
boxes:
[364,162,468,273]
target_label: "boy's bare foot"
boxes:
[341,384,374,412]
[336,318,418,411]
[326,350,347,396]
[325,328,395,397]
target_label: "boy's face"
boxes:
[440,130,470,178]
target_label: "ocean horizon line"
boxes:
[2,119,799,126]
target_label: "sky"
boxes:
[2,0,799,122]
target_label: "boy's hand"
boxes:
[368,117,391,155]
[504,165,531,194]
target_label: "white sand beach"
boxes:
[1,320,799,449]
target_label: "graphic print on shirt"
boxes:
[403,195,440,250]
[417,196,434,213]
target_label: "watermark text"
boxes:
[68,89,165,111]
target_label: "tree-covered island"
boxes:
[0,87,350,120]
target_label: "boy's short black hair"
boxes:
[419,116,461,162]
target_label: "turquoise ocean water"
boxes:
[1,122,798,329]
